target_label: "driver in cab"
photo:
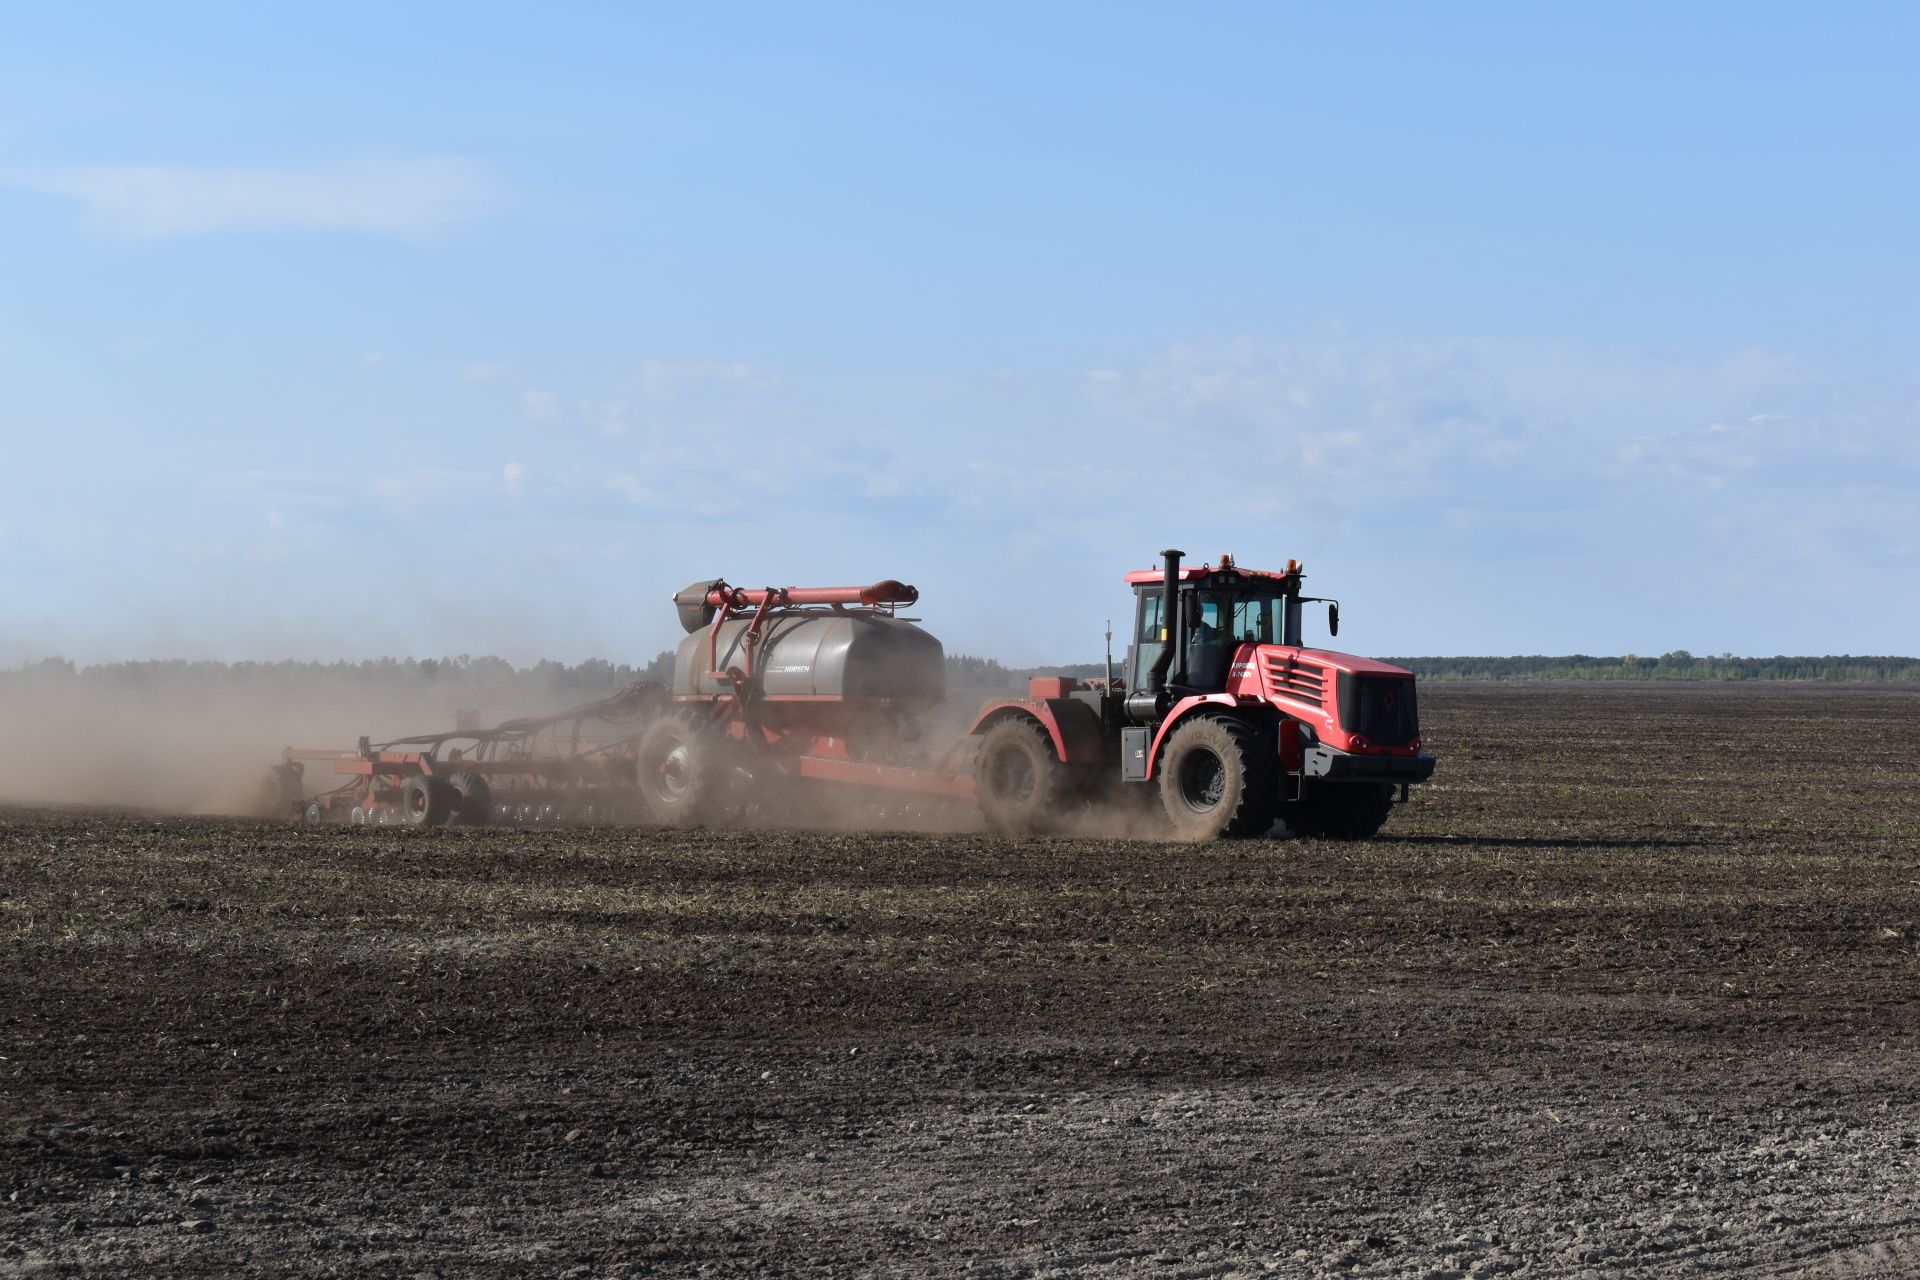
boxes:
[1185,599,1228,686]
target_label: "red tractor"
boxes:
[965,548,1434,839]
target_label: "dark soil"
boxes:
[5,683,1920,1276]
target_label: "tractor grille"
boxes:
[1264,652,1328,708]
[1335,673,1419,748]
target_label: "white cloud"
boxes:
[607,474,653,504]
[637,360,773,398]
[1074,336,1920,604]
[521,390,560,422]
[1081,337,1532,516]
[577,399,634,438]
[368,468,495,520]
[462,362,506,384]
[8,155,497,238]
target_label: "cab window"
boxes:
[1129,590,1166,689]
[1223,594,1285,645]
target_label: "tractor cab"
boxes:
[1124,553,1310,696]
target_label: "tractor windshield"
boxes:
[1186,591,1287,687]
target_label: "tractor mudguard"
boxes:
[1143,693,1244,781]
[967,698,1108,765]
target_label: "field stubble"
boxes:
[4,683,1920,1276]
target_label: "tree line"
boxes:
[1378,652,1920,682]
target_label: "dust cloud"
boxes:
[0,662,602,816]
[0,661,1162,840]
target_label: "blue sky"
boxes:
[1,3,1915,665]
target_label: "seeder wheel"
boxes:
[637,714,745,827]
[400,776,455,828]
[447,771,492,826]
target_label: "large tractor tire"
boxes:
[974,716,1069,835]
[400,775,455,828]
[1283,782,1394,840]
[636,714,745,828]
[1157,714,1278,841]
[447,771,493,825]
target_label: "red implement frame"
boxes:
[277,681,665,825]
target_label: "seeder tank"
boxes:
[671,613,944,708]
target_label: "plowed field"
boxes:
[5,683,1920,1276]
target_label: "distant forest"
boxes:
[1380,653,1920,682]
[3,649,1917,696]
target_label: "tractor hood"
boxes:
[1286,647,1416,679]
[1227,644,1422,756]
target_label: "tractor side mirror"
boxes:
[1328,603,1339,637]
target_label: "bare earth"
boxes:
[5,683,1920,1277]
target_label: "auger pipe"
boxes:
[706,580,919,609]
